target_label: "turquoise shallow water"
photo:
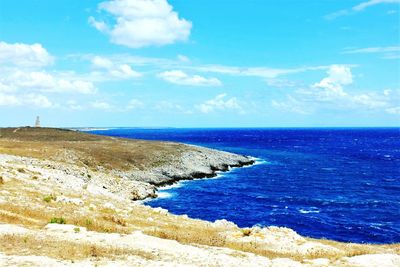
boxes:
[90,128,400,244]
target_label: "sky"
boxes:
[0,0,399,127]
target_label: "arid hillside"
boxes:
[0,127,192,171]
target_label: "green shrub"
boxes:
[49,217,66,224]
[43,194,56,203]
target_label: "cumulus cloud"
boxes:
[0,92,54,108]
[271,65,400,115]
[91,56,142,79]
[0,41,53,67]
[311,65,353,99]
[0,40,99,112]
[88,16,109,32]
[1,69,96,94]
[89,0,192,48]
[158,70,222,86]
[196,94,242,113]
[24,94,54,108]
[0,93,20,106]
[0,41,98,110]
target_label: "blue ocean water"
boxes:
[89,128,400,244]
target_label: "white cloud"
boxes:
[158,70,222,86]
[196,94,242,113]
[192,65,329,79]
[91,56,142,79]
[343,46,400,54]
[127,98,144,109]
[312,65,353,99]
[271,65,399,115]
[73,53,334,83]
[177,54,190,62]
[0,81,15,93]
[0,93,20,106]
[88,16,109,32]
[351,93,388,108]
[325,0,400,19]
[343,46,400,59]
[266,78,299,88]
[0,41,53,67]
[90,0,192,48]
[272,96,311,115]
[353,0,400,11]
[154,100,191,114]
[0,92,54,108]
[386,106,400,114]
[0,42,97,110]
[24,94,53,108]
[92,56,114,69]
[91,101,112,110]
[66,100,83,110]
[1,69,96,94]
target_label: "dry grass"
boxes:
[0,176,399,263]
[0,127,184,171]
[0,234,155,261]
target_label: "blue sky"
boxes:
[0,0,399,127]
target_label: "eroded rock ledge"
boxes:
[121,145,255,187]
[0,127,254,200]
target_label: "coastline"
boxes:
[151,156,265,201]
[0,127,399,266]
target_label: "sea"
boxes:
[87,128,400,244]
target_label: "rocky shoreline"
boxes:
[0,127,255,201]
[141,147,256,188]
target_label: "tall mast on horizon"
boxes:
[35,116,41,127]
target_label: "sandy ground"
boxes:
[0,153,399,266]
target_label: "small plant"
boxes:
[43,194,56,203]
[74,227,80,233]
[49,217,66,224]
[0,176,4,185]
[85,219,93,226]
[17,168,26,173]
[241,228,252,237]
[31,175,39,180]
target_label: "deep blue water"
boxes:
[88,128,400,244]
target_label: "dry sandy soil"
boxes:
[0,127,399,266]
